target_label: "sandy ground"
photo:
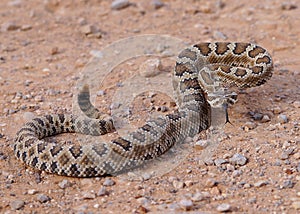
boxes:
[0,0,300,213]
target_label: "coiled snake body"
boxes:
[14,42,273,177]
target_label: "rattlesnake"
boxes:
[14,42,273,177]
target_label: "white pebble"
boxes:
[278,114,288,124]
[229,153,247,166]
[217,203,231,212]
[111,0,130,10]
[179,199,193,211]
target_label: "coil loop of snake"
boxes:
[14,42,273,177]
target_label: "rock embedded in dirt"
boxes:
[10,199,25,210]
[37,194,51,203]
[216,203,231,212]
[1,21,20,31]
[261,115,271,123]
[139,58,163,77]
[229,153,247,166]
[173,180,185,189]
[293,101,300,108]
[82,191,96,199]
[252,113,263,120]
[254,180,269,187]
[111,0,131,10]
[58,179,72,189]
[191,192,206,202]
[244,121,257,131]
[151,0,164,9]
[179,199,193,211]
[280,179,294,189]
[103,178,116,186]
[27,189,38,195]
[292,201,300,210]
[97,187,109,196]
[214,158,227,166]
[281,2,297,10]
[205,178,217,187]
[278,114,288,124]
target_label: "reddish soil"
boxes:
[0,0,299,213]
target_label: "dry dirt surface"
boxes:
[1,0,300,213]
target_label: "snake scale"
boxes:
[14,42,273,177]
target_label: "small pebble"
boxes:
[244,183,251,188]
[139,58,163,78]
[213,31,227,40]
[272,106,282,114]
[80,24,99,35]
[217,203,231,212]
[10,199,25,210]
[34,95,44,102]
[27,189,38,195]
[261,115,271,123]
[1,21,20,31]
[173,180,185,189]
[184,180,194,187]
[136,197,149,205]
[179,199,193,211]
[195,140,209,150]
[248,197,257,204]
[214,158,227,166]
[23,112,36,121]
[21,24,32,31]
[229,153,247,166]
[281,2,297,10]
[292,201,300,210]
[232,170,242,177]
[97,187,109,196]
[254,180,268,187]
[205,178,217,187]
[42,68,50,72]
[111,0,131,10]
[210,186,221,195]
[294,152,300,159]
[191,192,206,202]
[82,192,96,199]
[278,114,288,124]
[281,179,294,189]
[97,90,105,96]
[280,152,289,160]
[244,122,257,131]
[90,50,103,58]
[103,178,115,186]
[37,194,51,203]
[24,80,33,86]
[58,179,72,189]
[151,0,164,9]
[253,113,263,120]
[51,47,59,55]
[293,101,300,108]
